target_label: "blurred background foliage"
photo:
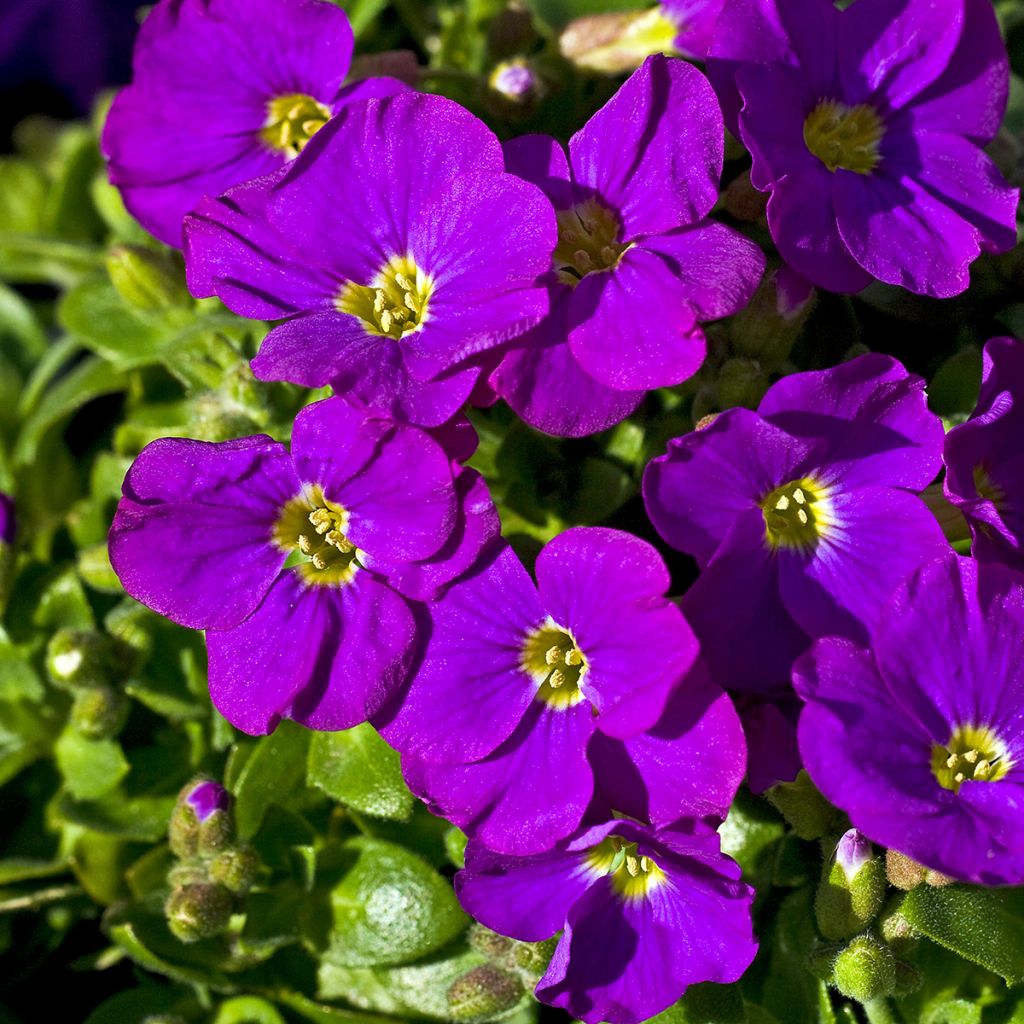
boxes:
[1,1,1023,1023]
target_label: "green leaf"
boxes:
[82,983,199,1024]
[649,983,748,1023]
[57,792,176,841]
[314,837,467,968]
[308,724,413,821]
[901,885,1024,985]
[0,159,47,236]
[0,858,70,886]
[107,920,233,990]
[55,728,129,800]
[718,788,785,883]
[213,996,287,1024]
[233,721,312,840]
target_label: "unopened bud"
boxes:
[106,244,191,313]
[923,868,955,888]
[730,269,815,371]
[447,964,524,1021]
[490,59,539,103]
[815,830,886,940]
[716,358,769,410]
[885,849,927,891]
[165,883,233,943]
[169,778,233,859]
[511,936,557,980]
[46,629,117,691]
[209,846,261,896]
[71,685,130,740]
[559,9,676,74]
[832,935,896,1004]
[766,771,843,841]
[892,960,923,995]
[878,901,916,954]
[467,922,515,960]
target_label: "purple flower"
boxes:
[795,553,1024,886]
[490,55,764,437]
[103,0,410,247]
[456,820,757,1024]
[0,493,15,547]
[661,0,725,61]
[644,354,949,693]
[185,779,231,823]
[380,530,744,854]
[737,692,801,793]
[185,91,555,427]
[944,337,1024,570]
[706,0,1018,297]
[109,397,497,734]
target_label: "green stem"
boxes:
[863,999,898,1024]
[0,884,85,913]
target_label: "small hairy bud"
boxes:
[832,935,896,1004]
[169,778,233,859]
[71,685,130,740]
[467,922,515,960]
[46,629,117,691]
[885,849,927,891]
[815,829,887,940]
[165,883,233,943]
[447,964,524,1021]
[209,846,261,896]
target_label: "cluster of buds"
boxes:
[164,778,261,943]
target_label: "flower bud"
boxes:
[766,770,843,840]
[815,830,886,940]
[71,685,130,740]
[832,935,896,1004]
[511,936,557,981]
[885,849,927,891]
[447,964,523,1022]
[169,778,233,859]
[487,59,543,118]
[878,901,916,954]
[467,922,515,961]
[559,9,677,74]
[46,628,117,691]
[715,358,769,410]
[106,244,191,313]
[209,846,261,896]
[892,960,923,995]
[165,883,233,943]
[729,268,815,371]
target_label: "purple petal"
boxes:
[379,544,541,764]
[535,528,698,737]
[568,55,723,238]
[567,250,702,391]
[109,436,297,630]
[333,75,410,105]
[739,694,802,793]
[289,398,456,564]
[502,134,575,209]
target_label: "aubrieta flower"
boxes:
[706,0,1019,297]
[380,529,744,854]
[944,337,1024,570]
[185,91,555,427]
[456,820,757,1024]
[795,553,1024,886]
[644,354,949,692]
[109,397,497,734]
[661,0,725,61]
[491,55,764,437]
[103,0,409,246]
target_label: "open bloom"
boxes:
[661,0,725,61]
[944,337,1024,570]
[381,529,743,854]
[644,354,949,693]
[796,553,1024,886]
[456,820,757,1023]
[109,397,497,734]
[707,0,1019,297]
[490,55,764,437]
[103,0,410,246]
[185,91,555,426]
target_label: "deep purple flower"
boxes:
[380,530,744,854]
[185,779,231,822]
[185,91,555,427]
[109,397,497,734]
[103,0,410,247]
[944,337,1024,570]
[490,55,764,437]
[0,493,15,547]
[795,553,1024,886]
[644,354,949,693]
[706,0,1018,297]
[737,692,801,793]
[456,819,757,1024]
[661,0,725,61]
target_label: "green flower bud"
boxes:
[209,846,261,896]
[447,964,524,1022]
[511,936,557,981]
[445,826,468,869]
[106,244,191,313]
[832,936,896,1004]
[46,629,117,691]
[467,922,515,960]
[729,268,815,371]
[892,960,923,996]
[71,685,130,740]
[878,900,917,955]
[715,357,769,410]
[165,883,234,943]
[169,778,234,859]
[766,771,844,840]
[167,861,209,889]
[885,849,927,891]
[815,830,887,940]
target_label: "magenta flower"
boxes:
[644,354,949,693]
[103,0,410,246]
[109,398,497,734]
[380,530,743,854]
[707,0,1019,297]
[456,820,757,1024]
[796,553,1024,886]
[662,0,725,61]
[185,91,555,426]
[490,55,764,437]
[944,337,1024,570]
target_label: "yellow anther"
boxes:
[554,200,630,286]
[804,99,884,175]
[337,255,434,340]
[261,92,331,159]
[932,724,1012,793]
[521,621,588,709]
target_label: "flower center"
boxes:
[337,255,434,340]
[931,724,1012,793]
[761,477,831,550]
[586,835,666,900]
[973,464,1005,505]
[274,485,359,587]
[261,92,332,159]
[803,100,884,175]
[554,200,630,286]
[520,621,588,709]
